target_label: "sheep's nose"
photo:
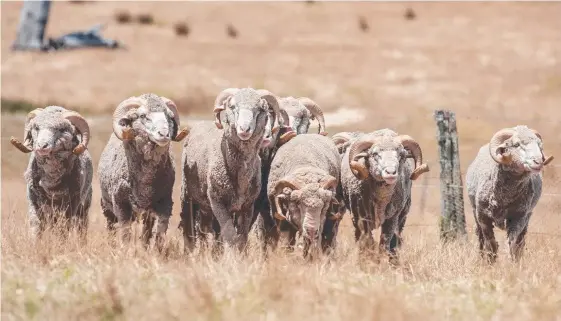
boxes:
[158,130,169,138]
[41,143,49,149]
[239,125,251,133]
[384,167,397,175]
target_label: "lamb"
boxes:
[10,106,92,242]
[179,87,285,254]
[466,125,554,263]
[341,128,429,261]
[97,93,189,251]
[267,133,341,258]
[280,96,328,136]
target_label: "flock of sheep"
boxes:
[10,87,554,264]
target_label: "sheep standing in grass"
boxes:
[280,96,328,135]
[98,93,189,251]
[10,106,92,241]
[341,129,429,262]
[466,125,554,263]
[179,87,285,254]
[267,133,341,258]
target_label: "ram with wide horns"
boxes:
[179,87,286,254]
[466,125,554,264]
[340,128,429,262]
[266,133,341,258]
[279,96,328,136]
[10,106,93,242]
[98,93,189,251]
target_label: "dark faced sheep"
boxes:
[98,93,188,251]
[466,125,554,263]
[10,106,92,242]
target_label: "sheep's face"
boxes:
[366,140,408,185]
[125,104,177,147]
[282,185,334,243]
[30,110,76,157]
[281,98,310,135]
[223,90,268,142]
[490,126,548,173]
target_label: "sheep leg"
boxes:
[380,215,400,265]
[28,202,45,242]
[476,213,498,264]
[391,197,411,250]
[141,212,155,249]
[112,198,133,244]
[180,197,196,254]
[506,214,530,263]
[154,214,170,253]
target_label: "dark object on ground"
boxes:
[226,24,238,38]
[174,22,190,37]
[358,16,369,32]
[115,10,132,24]
[136,13,154,25]
[12,0,51,51]
[42,24,123,51]
[405,8,416,20]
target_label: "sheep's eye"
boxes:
[512,142,520,148]
[140,114,146,119]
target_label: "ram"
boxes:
[466,125,554,263]
[10,106,92,242]
[267,133,341,258]
[341,129,429,262]
[98,93,188,251]
[179,87,284,254]
[280,96,328,136]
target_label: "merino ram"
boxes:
[98,93,189,250]
[267,133,341,258]
[180,87,285,254]
[280,96,328,136]
[340,129,429,261]
[466,125,554,263]
[10,106,92,241]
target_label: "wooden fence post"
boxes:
[434,110,467,241]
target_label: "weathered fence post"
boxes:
[12,0,51,51]
[434,110,467,241]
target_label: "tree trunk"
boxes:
[12,0,51,51]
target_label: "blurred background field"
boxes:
[1,1,561,320]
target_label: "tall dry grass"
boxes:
[2,175,561,321]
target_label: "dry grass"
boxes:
[2,1,561,320]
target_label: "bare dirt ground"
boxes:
[2,1,561,320]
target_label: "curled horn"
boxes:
[320,175,338,191]
[488,128,516,165]
[298,97,327,136]
[161,97,190,142]
[113,97,144,141]
[531,128,554,166]
[213,88,239,130]
[10,108,44,153]
[398,135,429,180]
[273,179,302,221]
[331,132,353,147]
[62,111,90,155]
[347,136,378,180]
[257,89,283,130]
